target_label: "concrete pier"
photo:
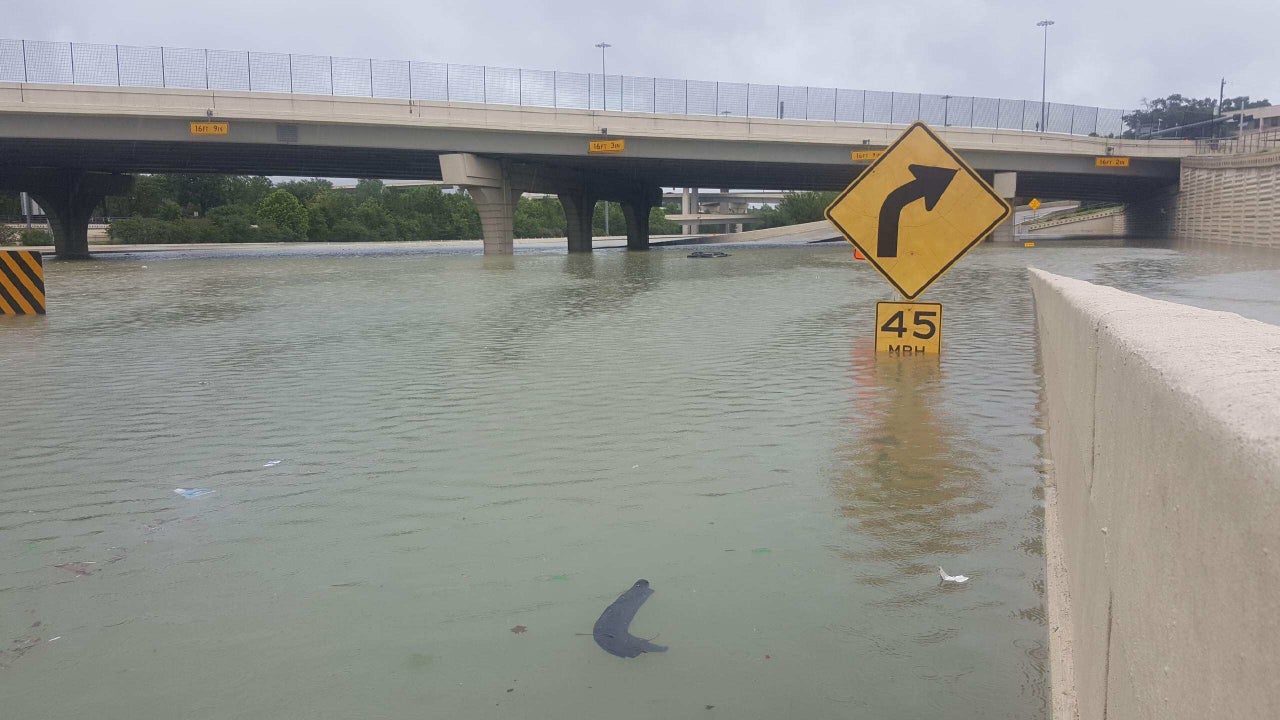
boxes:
[0,169,132,258]
[1030,269,1280,720]
[440,152,658,255]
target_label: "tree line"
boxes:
[2,175,686,244]
[1122,93,1270,138]
[0,174,849,246]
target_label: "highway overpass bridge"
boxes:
[0,44,1193,257]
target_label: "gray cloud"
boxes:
[6,0,1275,111]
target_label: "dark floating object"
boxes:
[687,251,730,258]
[593,579,668,658]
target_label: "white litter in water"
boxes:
[48,636,61,642]
[174,488,216,499]
[263,460,282,467]
[938,566,969,583]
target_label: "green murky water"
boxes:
[3,241,1277,719]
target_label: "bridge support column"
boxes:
[2,170,132,259]
[469,186,520,255]
[681,187,699,235]
[558,190,597,253]
[440,153,520,255]
[620,189,660,251]
[988,172,1017,242]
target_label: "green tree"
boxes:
[353,179,386,206]
[754,191,838,228]
[277,178,334,205]
[649,205,680,235]
[514,196,567,238]
[156,199,184,221]
[103,174,173,218]
[305,190,358,240]
[207,203,258,241]
[1221,95,1270,113]
[257,189,310,240]
[225,176,275,207]
[353,199,396,240]
[592,201,626,236]
[168,174,231,217]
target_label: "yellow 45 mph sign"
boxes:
[825,122,1011,300]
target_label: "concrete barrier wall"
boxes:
[1022,208,1126,237]
[1030,269,1280,720]
[1175,153,1280,247]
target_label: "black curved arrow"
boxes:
[877,164,958,257]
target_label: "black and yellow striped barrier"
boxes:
[0,250,46,315]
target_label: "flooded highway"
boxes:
[3,241,1277,719]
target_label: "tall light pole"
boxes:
[1037,20,1054,133]
[595,41,612,236]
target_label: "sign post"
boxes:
[824,122,1011,356]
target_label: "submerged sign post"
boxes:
[824,122,1011,355]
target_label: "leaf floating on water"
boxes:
[510,625,528,634]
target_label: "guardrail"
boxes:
[0,39,1125,137]
[1194,129,1280,155]
[1021,205,1125,231]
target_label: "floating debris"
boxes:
[688,251,730,259]
[174,488,215,499]
[54,562,96,576]
[938,566,969,584]
[751,548,772,554]
[593,579,668,658]
[510,625,528,634]
[262,460,282,468]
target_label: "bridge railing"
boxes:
[0,39,1126,137]
[1194,129,1280,155]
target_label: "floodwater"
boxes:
[2,241,1277,719]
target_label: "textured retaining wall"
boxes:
[1175,152,1280,247]
[1030,269,1280,720]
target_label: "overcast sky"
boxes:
[6,0,1275,111]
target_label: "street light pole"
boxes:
[1037,20,1054,133]
[595,41,612,237]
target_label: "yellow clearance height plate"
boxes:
[589,139,625,154]
[876,302,941,355]
[1095,156,1130,167]
[190,122,229,136]
[851,150,884,162]
[825,122,1011,300]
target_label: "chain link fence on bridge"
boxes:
[0,39,1126,137]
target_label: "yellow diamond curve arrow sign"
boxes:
[824,122,1011,300]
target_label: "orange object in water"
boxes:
[853,248,866,260]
